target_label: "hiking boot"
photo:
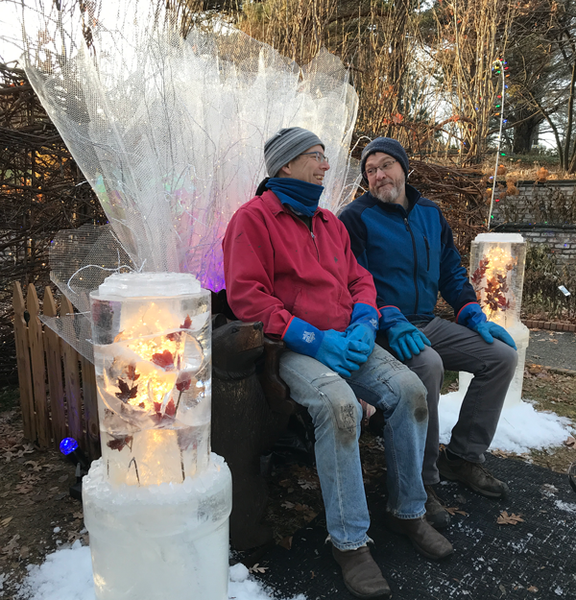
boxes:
[332,545,391,599]
[437,449,510,498]
[424,485,451,529]
[384,513,453,561]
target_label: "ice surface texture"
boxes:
[469,233,527,327]
[91,273,212,484]
[18,0,359,293]
[83,454,232,600]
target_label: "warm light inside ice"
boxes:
[479,245,516,323]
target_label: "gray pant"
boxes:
[377,317,518,485]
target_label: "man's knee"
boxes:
[487,340,518,378]
[407,346,444,395]
[395,370,429,423]
[310,378,362,440]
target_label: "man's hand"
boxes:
[345,303,379,356]
[386,321,431,362]
[282,317,370,377]
[316,330,369,377]
[472,321,517,349]
[457,303,517,350]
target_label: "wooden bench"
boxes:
[210,291,311,550]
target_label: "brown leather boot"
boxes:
[438,449,510,498]
[332,545,391,599]
[425,485,451,529]
[384,513,453,560]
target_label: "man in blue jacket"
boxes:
[340,137,518,529]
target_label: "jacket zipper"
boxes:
[424,236,430,271]
[404,217,419,314]
[310,228,320,260]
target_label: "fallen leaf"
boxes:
[278,536,293,550]
[491,449,512,459]
[249,563,268,574]
[281,501,295,509]
[497,511,524,525]
[1,516,13,527]
[298,479,318,490]
[24,460,42,472]
[564,436,576,448]
[445,507,468,516]
[527,586,538,593]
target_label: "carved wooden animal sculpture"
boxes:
[211,317,290,550]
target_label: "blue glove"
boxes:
[316,330,369,377]
[457,303,517,350]
[345,303,379,356]
[386,321,431,361]
[282,317,368,377]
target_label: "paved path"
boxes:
[525,328,576,372]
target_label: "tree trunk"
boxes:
[513,113,541,154]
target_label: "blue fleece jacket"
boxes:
[339,184,478,328]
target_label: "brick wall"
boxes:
[491,181,576,266]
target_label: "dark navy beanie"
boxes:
[360,137,409,179]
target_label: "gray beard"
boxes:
[371,184,402,204]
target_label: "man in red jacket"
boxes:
[223,128,452,599]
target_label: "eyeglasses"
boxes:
[300,151,329,164]
[365,160,397,177]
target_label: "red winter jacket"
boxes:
[223,190,377,339]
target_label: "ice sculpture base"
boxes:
[83,454,232,600]
[458,322,530,409]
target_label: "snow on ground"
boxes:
[12,541,305,600]
[440,394,574,454]
[8,396,575,600]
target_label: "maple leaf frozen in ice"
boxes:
[152,398,176,424]
[151,349,175,370]
[126,364,140,381]
[176,374,192,392]
[107,434,133,451]
[167,315,193,341]
[115,379,138,402]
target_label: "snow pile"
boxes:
[15,542,305,600]
[439,394,574,454]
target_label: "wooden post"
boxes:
[12,282,35,441]
[61,296,83,444]
[27,285,51,448]
[80,356,100,459]
[43,287,68,449]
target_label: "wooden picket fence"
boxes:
[12,282,101,460]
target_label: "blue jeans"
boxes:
[279,344,428,551]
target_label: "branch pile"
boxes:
[410,160,487,260]
[0,63,105,381]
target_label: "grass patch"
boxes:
[523,368,576,421]
[440,370,459,395]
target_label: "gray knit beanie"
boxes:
[360,137,409,179]
[264,127,325,177]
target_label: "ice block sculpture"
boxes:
[459,233,530,407]
[82,272,232,600]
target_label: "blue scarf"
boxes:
[267,178,324,217]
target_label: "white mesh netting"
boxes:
[17,0,359,291]
[11,0,360,360]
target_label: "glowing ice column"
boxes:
[82,272,231,600]
[459,233,529,407]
